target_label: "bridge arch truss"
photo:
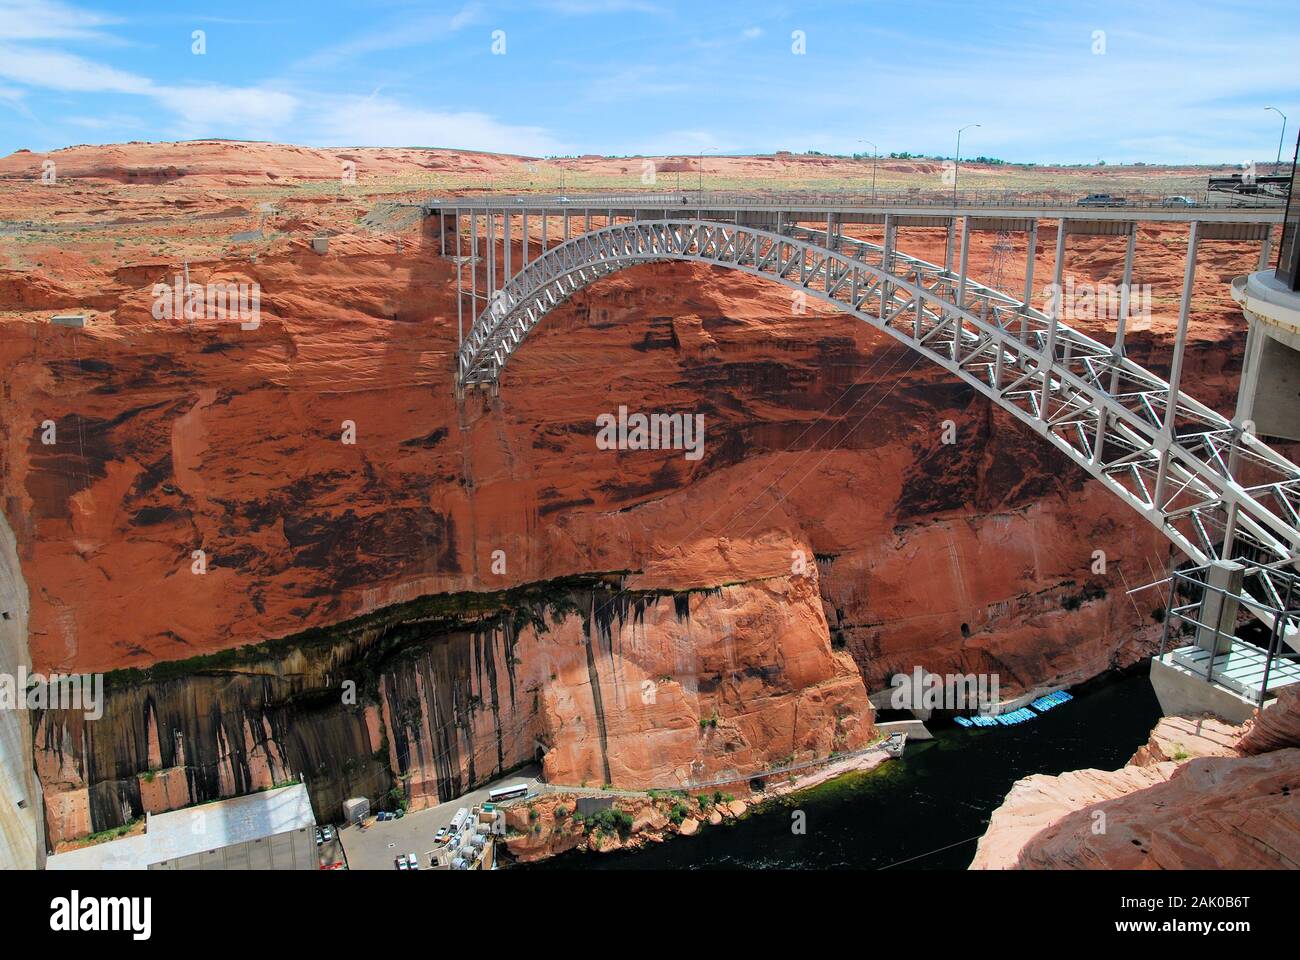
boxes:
[453,216,1300,611]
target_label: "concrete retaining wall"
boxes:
[0,509,44,868]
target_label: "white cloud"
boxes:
[448,3,482,30]
[304,94,567,154]
[0,0,118,41]
[151,85,299,134]
[290,6,482,72]
[0,42,150,93]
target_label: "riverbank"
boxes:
[519,666,1162,869]
[502,745,893,863]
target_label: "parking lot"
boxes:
[336,767,544,870]
[314,826,345,868]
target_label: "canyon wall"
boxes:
[0,143,1275,844]
[34,573,870,846]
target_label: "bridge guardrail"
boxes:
[431,187,1286,211]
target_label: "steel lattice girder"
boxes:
[455,219,1300,579]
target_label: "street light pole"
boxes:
[698,146,717,196]
[954,123,980,205]
[1266,106,1288,174]
[858,139,878,201]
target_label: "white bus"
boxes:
[449,807,470,834]
[487,783,529,803]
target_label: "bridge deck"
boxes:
[424,190,1285,224]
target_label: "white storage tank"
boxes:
[343,797,370,822]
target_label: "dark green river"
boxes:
[526,667,1162,870]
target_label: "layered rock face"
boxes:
[34,574,870,847]
[972,694,1300,869]
[0,142,1273,843]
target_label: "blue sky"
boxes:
[1,0,1297,163]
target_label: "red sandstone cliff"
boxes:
[0,142,1276,841]
[971,689,1300,869]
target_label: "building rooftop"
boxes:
[46,782,315,870]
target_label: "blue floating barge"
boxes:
[952,691,1074,729]
[994,707,1036,726]
[1029,690,1074,713]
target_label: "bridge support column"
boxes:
[487,213,496,300]
[455,207,463,346]
[1039,220,1067,413]
[952,217,972,363]
[1115,223,1136,356]
[944,218,955,273]
[1258,225,1274,271]
[504,214,512,284]
[1234,318,1266,430]
[471,213,479,321]
[1153,221,1200,510]
[1017,219,1038,364]
[522,213,529,266]
[882,215,895,312]
[562,209,570,241]
[956,216,971,309]
[1108,223,1137,395]
[1196,560,1245,655]
[1163,221,1201,428]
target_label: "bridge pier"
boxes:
[1039,220,1068,412]
[503,214,512,285]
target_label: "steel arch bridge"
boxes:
[453,217,1300,626]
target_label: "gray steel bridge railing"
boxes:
[429,186,1286,212]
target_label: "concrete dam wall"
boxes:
[0,509,44,868]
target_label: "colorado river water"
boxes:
[525,667,1162,870]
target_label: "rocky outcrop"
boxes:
[1013,752,1299,869]
[501,788,753,863]
[1239,686,1300,755]
[973,700,1300,869]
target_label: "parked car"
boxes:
[315,828,323,845]
[407,853,419,869]
[321,826,334,842]
[1076,193,1127,207]
[395,856,408,870]
[1161,195,1197,206]
[435,826,449,843]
